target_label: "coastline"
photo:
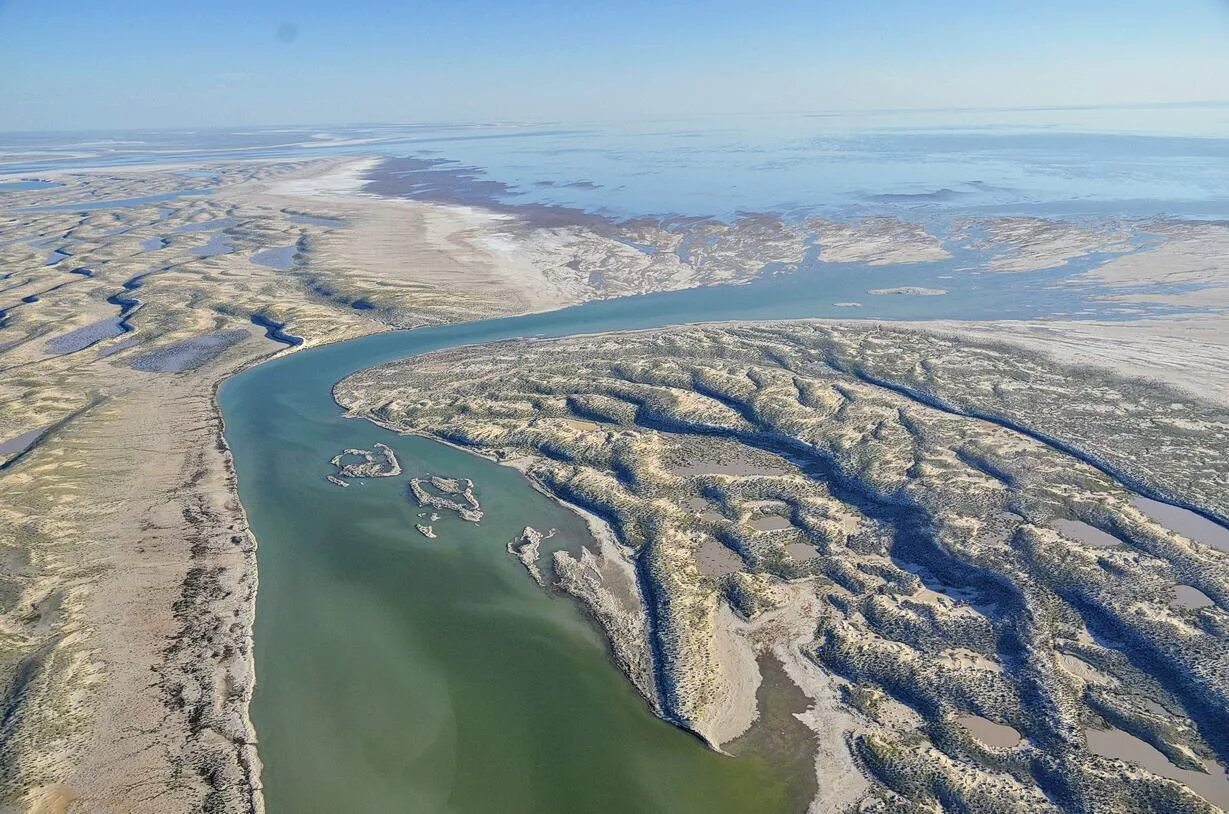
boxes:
[330,318,1229,813]
[325,311,1224,810]
[211,361,271,814]
[0,154,576,811]
[3,149,1226,812]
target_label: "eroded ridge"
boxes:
[336,321,1229,813]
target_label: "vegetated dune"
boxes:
[0,156,584,813]
[338,321,1229,813]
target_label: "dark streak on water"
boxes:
[364,156,611,229]
[250,313,303,346]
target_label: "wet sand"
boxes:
[727,654,819,813]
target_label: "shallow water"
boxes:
[190,232,233,258]
[0,179,60,192]
[958,715,1022,749]
[1052,519,1123,548]
[726,655,817,811]
[9,109,1229,221]
[752,515,795,532]
[43,248,70,266]
[0,425,48,457]
[1173,585,1215,610]
[1132,496,1229,553]
[1086,728,1229,808]
[250,245,296,270]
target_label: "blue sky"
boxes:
[2,0,1228,130]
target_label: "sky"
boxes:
[2,0,1229,131]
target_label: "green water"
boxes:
[220,311,796,811]
[218,259,1150,812]
[230,431,787,812]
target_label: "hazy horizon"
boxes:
[4,0,1229,131]
[2,99,1229,137]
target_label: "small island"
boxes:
[409,475,483,522]
[328,442,402,482]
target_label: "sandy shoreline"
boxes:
[326,307,1228,812]
[333,318,1229,813]
[0,155,567,812]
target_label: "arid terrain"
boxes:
[337,321,1229,813]
[0,156,564,813]
[1,152,1228,813]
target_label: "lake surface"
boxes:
[250,245,297,270]
[8,105,1229,221]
